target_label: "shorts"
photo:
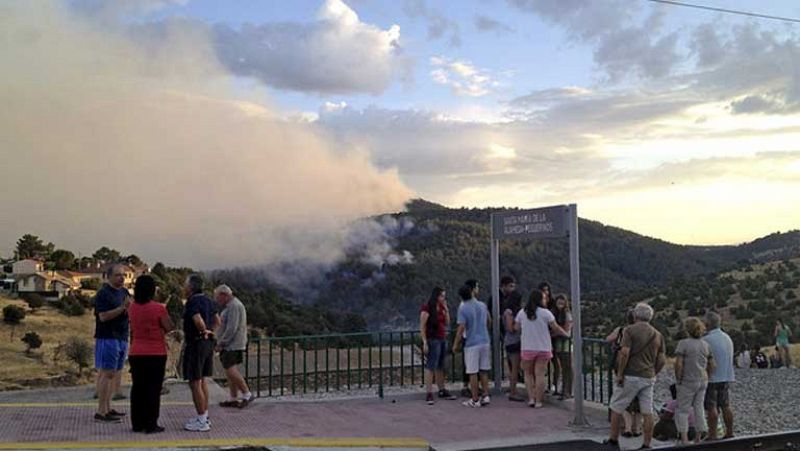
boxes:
[183,339,214,381]
[610,376,655,415]
[464,344,491,375]
[95,338,128,371]
[521,350,553,362]
[220,350,244,370]
[425,339,446,371]
[704,382,731,410]
[505,342,521,354]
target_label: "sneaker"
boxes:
[184,418,210,432]
[144,425,165,434]
[219,400,239,408]
[94,413,122,423]
[462,399,481,408]
[480,395,491,406]
[438,389,457,400]
[426,393,434,405]
[238,393,256,408]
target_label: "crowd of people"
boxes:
[602,307,737,449]
[419,277,572,408]
[93,264,252,433]
[90,265,787,446]
[737,320,793,370]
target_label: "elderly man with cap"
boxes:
[214,284,254,408]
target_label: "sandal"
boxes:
[621,432,633,438]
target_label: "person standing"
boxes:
[453,281,491,408]
[551,294,573,400]
[214,284,255,408]
[420,287,456,404]
[500,276,524,401]
[93,264,131,423]
[182,274,219,432]
[703,311,735,440]
[605,303,666,449]
[128,275,174,433]
[514,289,568,408]
[774,320,792,368]
[675,317,715,445]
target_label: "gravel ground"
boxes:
[653,367,800,436]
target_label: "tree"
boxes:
[92,247,121,263]
[3,305,25,340]
[21,331,42,355]
[49,249,76,270]
[15,234,52,259]
[125,254,143,267]
[63,337,92,375]
[21,293,45,311]
[151,262,167,279]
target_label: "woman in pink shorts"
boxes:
[514,289,569,408]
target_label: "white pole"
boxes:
[569,204,588,426]
[491,238,502,391]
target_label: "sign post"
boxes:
[490,204,587,426]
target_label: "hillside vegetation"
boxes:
[312,199,800,329]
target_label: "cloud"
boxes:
[430,56,496,97]
[507,0,680,80]
[0,1,412,268]
[474,15,514,34]
[213,0,409,95]
[403,0,461,47]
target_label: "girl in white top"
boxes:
[514,289,568,408]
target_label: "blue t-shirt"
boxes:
[457,299,490,348]
[94,284,130,341]
[703,328,735,383]
[183,293,216,340]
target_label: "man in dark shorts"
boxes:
[703,311,735,440]
[182,274,219,432]
[93,264,131,423]
[214,284,254,408]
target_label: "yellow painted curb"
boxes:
[0,437,429,449]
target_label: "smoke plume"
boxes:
[0,2,412,268]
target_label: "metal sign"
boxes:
[491,205,568,240]
[489,203,586,426]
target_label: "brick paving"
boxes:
[0,383,613,450]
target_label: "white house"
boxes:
[12,259,44,275]
[15,272,79,298]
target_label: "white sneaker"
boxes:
[462,399,481,408]
[480,395,491,406]
[184,418,210,432]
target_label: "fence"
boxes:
[228,330,613,405]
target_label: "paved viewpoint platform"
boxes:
[0,382,619,451]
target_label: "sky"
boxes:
[2,0,800,266]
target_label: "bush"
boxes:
[80,278,102,291]
[21,331,42,354]
[21,293,45,311]
[3,305,25,324]
[57,295,86,316]
[63,337,92,374]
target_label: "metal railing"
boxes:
[231,331,613,405]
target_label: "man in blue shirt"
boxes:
[93,264,131,423]
[182,273,219,432]
[703,311,735,440]
[453,279,491,408]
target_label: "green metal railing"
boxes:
[234,331,613,405]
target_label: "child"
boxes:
[653,384,696,442]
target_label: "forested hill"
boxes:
[313,199,800,327]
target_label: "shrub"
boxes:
[63,337,92,374]
[21,293,45,311]
[57,295,86,316]
[3,305,25,324]
[80,278,102,291]
[21,331,42,354]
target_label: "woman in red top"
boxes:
[420,287,456,405]
[128,275,174,433]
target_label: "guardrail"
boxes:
[230,331,613,405]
